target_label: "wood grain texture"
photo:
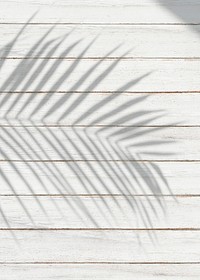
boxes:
[0,196,199,229]
[1,230,200,262]
[0,59,200,92]
[1,0,200,274]
[1,25,200,58]
[1,264,200,279]
[0,93,199,126]
[1,161,199,195]
[0,126,200,161]
[0,0,200,24]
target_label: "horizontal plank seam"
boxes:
[1,23,200,26]
[1,91,200,94]
[1,262,200,265]
[0,228,200,231]
[0,194,198,197]
[1,160,200,163]
[0,125,200,128]
[1,57,200,60]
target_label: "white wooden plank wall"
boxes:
[0,1,200,279]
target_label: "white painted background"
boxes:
[1,1,200,279]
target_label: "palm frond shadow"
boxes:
[0,19,176,242]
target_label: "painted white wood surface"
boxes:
[0,93,199,125]
[1,230,200,262]
[1,0,200,277]
[0,1,200,24]
[1,161,199,195]
[0,196,199,229]
[1,25,200,58]
[0,59,200,92]
[0,126,200,160]
[2,264,200,280]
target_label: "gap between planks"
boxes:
[0,194,199,197]
[1,159,200,163]
[1,57,200,60]
[1,91,200,94]
[1,23,200,26]
[0,228,200,231]
[1,125,200,128]
[1,261,200,265]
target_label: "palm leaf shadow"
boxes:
[0,18,176,242]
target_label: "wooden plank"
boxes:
[1,25,200,58]
[1,264,200,279]
[1,230,200,262]
[0,93,199,126]
[0,59,199,93]
[1,161,199,195]
[0,126,200,161]
[0,196,199,229]
[0,1,200,24]
[1,0,199,275]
